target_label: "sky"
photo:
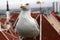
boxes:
[0,0,59,10]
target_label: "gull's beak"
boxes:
[20,4,25,9]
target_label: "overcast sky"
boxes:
[0,0,59,10]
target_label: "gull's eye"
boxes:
[26,3,29,6]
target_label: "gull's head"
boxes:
[20,3,30,10]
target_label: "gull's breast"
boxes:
[15,17,39,37]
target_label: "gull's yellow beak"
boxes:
[20,4,25,8]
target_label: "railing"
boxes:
[44,13,60,35]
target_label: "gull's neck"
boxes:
[19,9,31,18]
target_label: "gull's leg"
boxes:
[33,37,37,40]
[19,36,24,40]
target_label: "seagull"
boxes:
[15,3,39,40]
[0,1,11,31]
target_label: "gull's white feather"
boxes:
[15,5,39,38]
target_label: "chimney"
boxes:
[6,1,10,22]
[53,2,59,14]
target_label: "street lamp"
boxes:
[36,1,42,40]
